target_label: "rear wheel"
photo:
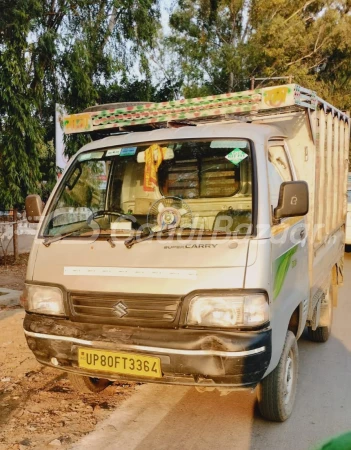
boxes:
[257,331,298,422]
[68,374,111,393]
[307,286,333,343]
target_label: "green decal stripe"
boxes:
[273,245,298,300]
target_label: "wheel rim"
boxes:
[284,350,295,405]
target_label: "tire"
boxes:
[257,331,299,422]
[84,102,154,113]
[307,287,333,343]
[68,374,111,393]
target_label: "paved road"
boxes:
[72,254,351,450]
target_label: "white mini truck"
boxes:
[23,85,350,421]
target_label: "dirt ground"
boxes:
[0,256,136,450]
[0,254,29,290]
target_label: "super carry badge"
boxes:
[226,148,248,165]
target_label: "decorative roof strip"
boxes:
[62,84,348,135]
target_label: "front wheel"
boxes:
[68,374,111,393]
[257,331,298,422]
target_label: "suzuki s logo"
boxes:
[113,301,128,318]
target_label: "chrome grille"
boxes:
[69,292,182,327]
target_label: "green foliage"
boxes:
[0,0,162,206]
[1,0,351,210]
[169,0,252,94]
[247,0,351,109]
[98,77,182,104]
[0,0,43,208]
[168,0,351,110]
[39,140,59,202]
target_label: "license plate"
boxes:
[78,348,162,378]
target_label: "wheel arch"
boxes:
[287,298,308,340]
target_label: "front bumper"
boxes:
[23,314,272,388]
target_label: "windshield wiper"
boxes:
[124,228,231,249]
[43,226,92,247]
[43,209,134,247]
[124,228,172,249]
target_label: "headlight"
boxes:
[186,293,269,328]
[22,285,66,316]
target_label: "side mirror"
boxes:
[274,181,309,221]
[25,195,43,223]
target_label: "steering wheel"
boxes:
[87,210,140,228]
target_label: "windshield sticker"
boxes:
[106,148,121,157]
[78,151,104,162]
[120,147,137,156]
[225,149,248,165]
[211,140,248,149]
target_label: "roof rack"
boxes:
[62,84,350,135]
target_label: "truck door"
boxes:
[268,141,309,336]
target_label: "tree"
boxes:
[168,0,351,110]
[0,0,44,209]
[60,0,162,156]
[0,0,162,206]
[249,0,351,110]
[1,0,350,217]
[169,0,254,95]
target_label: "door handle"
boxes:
[300,229,306,239]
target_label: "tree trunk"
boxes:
[228,1,236,92]
[229,72,234,92]
[13,208,18,262]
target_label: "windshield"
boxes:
[42,139,254,239]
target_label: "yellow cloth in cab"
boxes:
[143,144,168,192]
